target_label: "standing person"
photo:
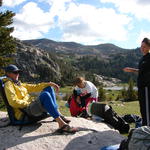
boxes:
[123,37,150,126]
[3,64,77,133]
[69,77,98,118]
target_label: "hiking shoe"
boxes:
[56,124,78,134]
[60,116,71,124]
[79,110,91,119]
[52,116,71,124]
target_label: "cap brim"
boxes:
[13,70,22,73]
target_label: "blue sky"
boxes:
[2,0,150,49]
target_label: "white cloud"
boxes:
[3,0,27,7]
[56,3,131,44]
[12,2,54,40]
[39,0,73,18]
[9,0,133,45]
[137,0,150,5]
[100,0,150,21]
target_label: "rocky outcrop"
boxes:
[94,74,121,87]
[14,40,61,82]
[0,111,125,150]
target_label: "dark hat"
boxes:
[3,64,21,73]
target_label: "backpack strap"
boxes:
[0,78,17,124]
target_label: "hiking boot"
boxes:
[79,110,91,119]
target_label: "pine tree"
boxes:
[126,78,137,101]
[120,85,127,100]
[0,0,16,74]
[98,85,106,102]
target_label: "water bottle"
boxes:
[65,102,70,108]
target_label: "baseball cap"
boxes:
[3,64,21,73]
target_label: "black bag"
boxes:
[122,114,142,124]
[90,102,130,134]
[122,114,142,128]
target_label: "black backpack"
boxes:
[90,102,130,134]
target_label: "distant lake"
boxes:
[104,86,138,91]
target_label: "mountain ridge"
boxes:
[15,38,142,84]
[23,38,134,57]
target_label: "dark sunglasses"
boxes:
[12,71,20,74]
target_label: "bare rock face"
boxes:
[15,40,61,82]
[0,111,125,150]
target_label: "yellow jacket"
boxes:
[4,78,50,120]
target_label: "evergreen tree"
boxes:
[120,85,127,100]
[126,78,137,101]
[98,85,106,102]
[120,79,138,101]
[0,0,16,75]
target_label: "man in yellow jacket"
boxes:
[3,64,77,133]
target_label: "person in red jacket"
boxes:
[69,77,98,118]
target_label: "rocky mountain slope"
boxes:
[23,38,142,83]
[13,40,61,83]
[23,39,131,58]
[13,40,120,86]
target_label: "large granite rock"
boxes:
[0,111,125,150]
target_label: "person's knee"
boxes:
[40,91,50,100]
[43,86,54,93]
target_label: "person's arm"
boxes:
[73,89,81,104]
[80,93,91,99]
[123,67,139,73]
[73,89,91,103]
[22,82,60,93]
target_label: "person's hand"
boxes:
[76,96,81,104]
[123,67,136,73]
[53,83,60,93]
[49,82,60,93]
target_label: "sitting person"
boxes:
[69,77,98,118]
[2,64,77,133]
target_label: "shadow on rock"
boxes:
[64,130,125,150]
[0,118,55,149]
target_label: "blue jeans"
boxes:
[39,86,60,119]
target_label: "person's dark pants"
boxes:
[138,86,150,126]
